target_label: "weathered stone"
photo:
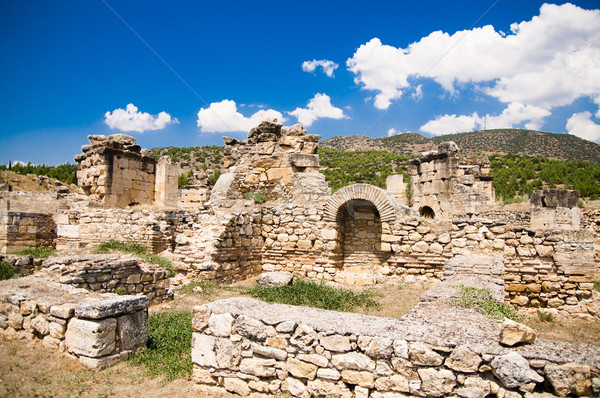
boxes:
[78,350,131,370]
[418,368,456,397]
[8,313,23,329]
[215,337,241,368]
[332,352,376,371]
[290,323,317,349]
[307,379,353,398]
[287,358,318,380]
[317,368,341,380]
[408,342,443,366]
[284,377,306,397]
[297,353,328,368]
[499,318,536,346]
[191,333,217,367]
[192,305,211,331]
[192,367,216,385]
[374,374,410,392]
[65,317,116,358]
[235,315,268,341]
[251,342,287,361]
[275,320,296,333]
[75,295,148,319]
[49,321,67,339]
[224,377,251,396]
[491,352,544,389]
[117,310,147,350]
[357,335,394,359]
[393,339,409,359]
[257,271,294,288]
[445,345,482,373]
[319,334,351,352]
[239,357,277,377]
[208,312,234,337]
[31,315,50,336]
[544,362,592,397]
[341,370,375,388]
[20,300,37,316]
[50,303,76,319]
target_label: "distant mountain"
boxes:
[321,129,600,163]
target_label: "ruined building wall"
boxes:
[0,211,56,253]
[75,134,178,209]
[410,142,495,220]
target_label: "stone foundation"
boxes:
[0,211,56,253]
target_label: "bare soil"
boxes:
[1,281,598,397]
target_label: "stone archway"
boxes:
[325,184,395,270]
[324,184,396,223]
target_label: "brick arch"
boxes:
[324,184,396,223]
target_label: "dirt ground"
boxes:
[1,281,599,398]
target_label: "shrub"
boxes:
[0,261,16,280]
[129,310,193,382]
[594,281,600,292]
[536,310,554,323]
[451,285,523,322]
[246,278,380,312]
[243,192,267,204]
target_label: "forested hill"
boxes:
[321,129,600,163]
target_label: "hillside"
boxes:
[322,129,600,163]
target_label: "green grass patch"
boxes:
[0,261,16,280]
[536,310,554,323]
[129,310,193,382]
[11,247,56,259]
[246,278,380,312]
[178,278,232,299]
[243,192,266,204]
[594,281,600,292]
[96,240,175,277]
[451,285,523,322]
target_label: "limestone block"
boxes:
[307,379,353,398]
[208,312,234,337]
[290,153,319,168]
[191,333,217,367]
[544,362,592,397]
[117,310,148,351]
[252,342,287,361]
[284,377,307,397]
[65,317,117,358]
[215,338,242,368]
[491,352,544,389]
[418,368,457,397]
[445,345,481,373]
[357,335,394,359]
[319,334,351,352]
[235,315,270,341]
[257,272,294,288]
[31,315,50,336]
[317,368,341,381]
[239,357,277,377]
[224,377,251,396]
[266,168,292,183]
[78,349,131,370]
[409,342,443,366]
[499,319,536,346]
[287,358,318,380]
[341,370,375,388]
[331,352,376,372]
[374,374,410,392]
[75,295,148,319]
[393,339,409,359]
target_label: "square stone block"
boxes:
[65,317,116,358]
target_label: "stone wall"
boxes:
[75,134,178,209]
[410,142,495,220]
[43,254,172,304]
[0,191,61,213]
[0,286,148,369]
[191,297,600,397]
[0,211,56,253]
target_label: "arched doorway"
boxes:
[419,206,435,219]
[338,199,386,268]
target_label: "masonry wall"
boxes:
[0,211,56,253]
[191,298,600,398]
[0,191,60,213]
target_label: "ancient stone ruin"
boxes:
[0,119,599,395]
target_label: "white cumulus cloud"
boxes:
[347,3,600,132]
[302,59,339,77]
[196,99,284,133]
[566,111,600,143]
[420,102,550,136]
[104,103,178,133]
[288,93,349,126]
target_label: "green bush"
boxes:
[243,192,267,204]
[246,278,380,312]
[451,285,523,322]
[536,310,554,323]
[0,261,16,280]
[594,281,600,292]
[129,310,193,382]
[96,240,175,277]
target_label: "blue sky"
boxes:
[1,1,600,165]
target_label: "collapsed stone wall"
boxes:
[0,191,62,213]
[0,281,148,369]
[75,134,178,208]
[0,211,56,253]
[220,120,328,201]
[43,255,172,304]
[191,297,599,397]
[410,142,495,220]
